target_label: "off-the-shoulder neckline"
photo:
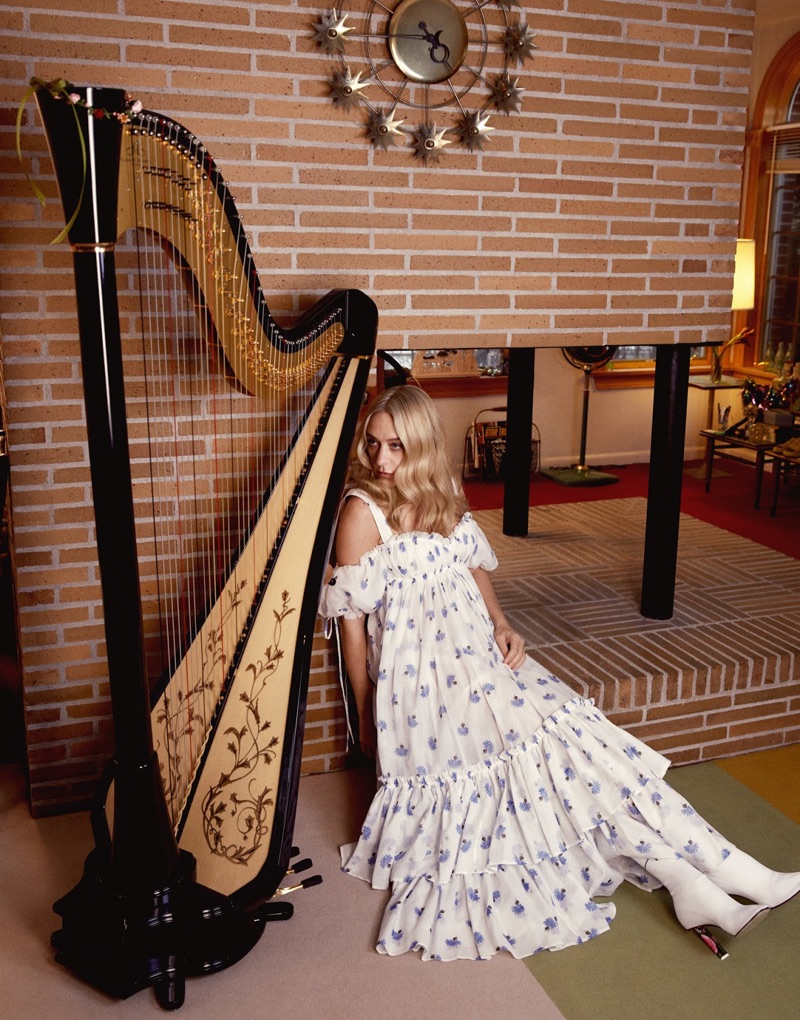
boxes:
[336,511,473,570]
[346,489,470,539]
[388,510,472,541]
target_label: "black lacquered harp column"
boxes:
[35,84,378,1010]
[36,86,182,886]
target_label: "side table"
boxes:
[770,451,800,516]
[689,375,742,478]
[690,374,743,427]
[699,429,776,509]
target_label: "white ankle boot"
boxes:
[706,849,800,908]
[645,857,770,936]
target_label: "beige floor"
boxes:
[0,762,565,1020]
[2,743,797,1019]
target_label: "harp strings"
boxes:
[124,124,228,814]
[120,117,340,828]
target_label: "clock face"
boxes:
[313,1,536,163]
[388,0,469,85]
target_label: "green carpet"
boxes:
[524,763,800,1020]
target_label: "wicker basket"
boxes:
[463,408,540,479]
[486,426,540,477]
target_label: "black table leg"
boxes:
[641,345,691,620]
[754,450,764,509]
[705,434,715,492]
[503,348,535,537]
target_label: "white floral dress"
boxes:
[319,490,734,961]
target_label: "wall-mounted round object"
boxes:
[313,1,536,163]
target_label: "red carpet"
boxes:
[464,459,800,560]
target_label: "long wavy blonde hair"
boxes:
[348,386,468,536]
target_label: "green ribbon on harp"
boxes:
[16,77,89,246]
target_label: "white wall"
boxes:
[437,350,741,475]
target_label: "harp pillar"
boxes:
[37,85,271,1013]
[36,87,181,882]
[35,82,377,1010]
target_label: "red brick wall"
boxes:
[0,0,758,813]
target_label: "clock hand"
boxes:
[418,21,451,66]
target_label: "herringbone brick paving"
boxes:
[476,498,800,765]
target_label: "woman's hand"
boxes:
[470,567,527,671]
[494,623,526,671]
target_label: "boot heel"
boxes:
[694,926,729,960]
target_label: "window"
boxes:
[759,106,800,370]
[592,344,709,389]
[381,348,507,378]
[376,348,509,397]
[742,31,800,377]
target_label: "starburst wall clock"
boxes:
[313,0,536,163]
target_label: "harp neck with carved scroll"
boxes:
[35,83,377,1009]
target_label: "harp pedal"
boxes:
[274,847,322,896]
[285,857,313,876]
[273,874,323,897]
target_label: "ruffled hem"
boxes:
[376,868,619,961]
[341,695,671,959]
[345,697,670,887]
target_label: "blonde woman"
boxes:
[320,386,800,961]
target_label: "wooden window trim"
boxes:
[375,354,509,398]
[593,360,722,391]
[738,31,800,372]
[596,38,800,389]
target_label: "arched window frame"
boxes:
[738,31,800,379]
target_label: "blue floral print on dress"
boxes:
[318,498,736,962]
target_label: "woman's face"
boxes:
[365,411,404,486]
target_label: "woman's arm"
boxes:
[334,496,382,756]
[338,616,376,757]
[471,566,526,670]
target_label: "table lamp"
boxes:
[710,239,756,383]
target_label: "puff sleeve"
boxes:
[318,551,387,621]
[461,515,499,572]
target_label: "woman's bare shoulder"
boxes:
[336,493,382,565]
[339,492,377,526]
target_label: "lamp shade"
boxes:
[731,238,755,310]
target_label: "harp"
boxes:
[34,84,377,1009]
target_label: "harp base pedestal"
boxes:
[51,846,288,1010]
